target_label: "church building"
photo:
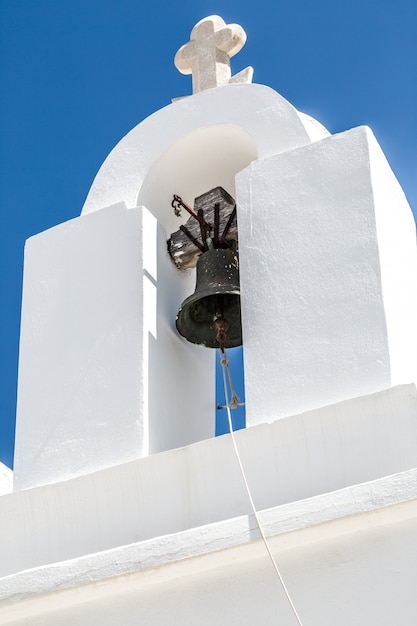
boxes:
[1,15,417,625]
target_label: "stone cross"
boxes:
[174,15,253,94]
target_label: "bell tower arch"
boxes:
[137,124,258,233]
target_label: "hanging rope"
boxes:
[219,349,304,626]
[218,353,245,409]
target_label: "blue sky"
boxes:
[0,0,416,469]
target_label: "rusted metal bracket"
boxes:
[171,195,211,231]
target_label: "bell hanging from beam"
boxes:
[169,187,243,350]
[176,247,242,349]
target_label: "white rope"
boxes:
[219,357,245,409]
[220,351,304,626]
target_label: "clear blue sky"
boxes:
[1,0,416,469]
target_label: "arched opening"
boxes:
[136,123,258,234]
[138,124,257,438]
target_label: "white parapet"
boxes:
[1,473,416,625]
[13,203,214,491]
[237,125,417,425]
[3,383,417,578]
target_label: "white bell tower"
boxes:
[2,15,417,625]
[11,15,329,491]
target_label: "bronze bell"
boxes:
[176,248,242,349]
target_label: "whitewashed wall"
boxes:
[237,125,417,425]
[14,203,213,491]
[2,494,416,626]
[4,384,417,577]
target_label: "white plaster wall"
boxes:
[137,124,258,235]
[0,463,12,495]
[14,203,214,491]
[3,507,417,626]
[237,125,417,425]
[81,84,320,221]
[297,110,331,142]
[369,136,417,385]
[4,384,417,577]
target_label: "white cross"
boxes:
[174,15,253,94]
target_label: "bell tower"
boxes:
[2,14,417,626]
[13,15,417,492]
[13,16,325,491]
[15,16,417,489]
